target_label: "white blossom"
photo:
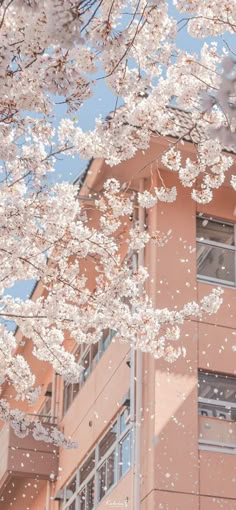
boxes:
[155,186,177,202]
[191,188,213,204]
[162,148,182,171]
[137,190,158,209]
[231,175,236,191]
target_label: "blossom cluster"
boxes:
[0,1,234,445]
[0,177,224,392]
[137,186,177,208]
[0,400,77,448]
[161,139,234,204]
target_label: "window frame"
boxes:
[63,330,116,415]
[38,395,52,423]
[118,430,132,479]
[198,370,236,453]
[60,410,132,510]
[198,370,236,419]
[196,214,236,287]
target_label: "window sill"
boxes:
[197,276,236,289]
[199,442,236,455]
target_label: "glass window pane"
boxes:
[97,329,116,359]
[99,422,117,460]
[68,385,73,407]
[80,451,95,484]
[39,396,51,418]
[78,488,86,510]
[67,475,76,495]
[91,342,99,367]
[64,384,73,413]
[199,372,236,404]
[110,329,116,341]
[82,351,91,382]
[197,242,235,283]
[198,372,236,421]
[98,462,106,501]
[74,345,81,362]
[101,329,110,353]
[197,217,234,245]
[72,383,80,400]
[107,450,116,490]
[119,432,131,478]
[68,500,76,510]
[45,397,51,415]
[120,410,129,433]
[84,365,91,381]
[106,329,116,347]
[87,476,95,510]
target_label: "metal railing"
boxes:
[26,413,57,425]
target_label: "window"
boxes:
[77,475,95,510]
[120,409,130,433]
[101,329,116,353]
[64,378,81,415]
[38,383,53,422]
[98,462,106,501]
[198,371,236,421]
[98,450,116,501]
[39,396,51,416]
[87,476,95,509]
[60,410,132,509]
[63,330,116,415]
[60,475,78,510]
[196,216,236,286]
[119,433,131,478]
[98,423,117,460]
[63,345,81,413]
[82,350,91,382]
[78,488,86,510]
[80,452,95,485]
[198,371,236,453]
[67,476,76,495]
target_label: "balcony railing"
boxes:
[0,420,58,492]
[199,415,236,453]
[27,412,57,424]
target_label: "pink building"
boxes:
[0,111,236,510]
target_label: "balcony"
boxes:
[0,421,58,494]
[199,415,236,453]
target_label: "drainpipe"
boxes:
[45,371,57,510]
[45,480,51,510]
[51,371,56,422]
[130,321,136,510]
[130,247,137,510]
[133,179,145,510]
[147,170,159,498]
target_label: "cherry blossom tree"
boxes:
[0,0,235,443]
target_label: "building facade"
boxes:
[0,125,236,510]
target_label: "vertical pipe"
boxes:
[133,179,145,510]
[47,372,57,509]
[147,170,159,499]
[45,480,51,510]
[51,371,56,422]
[130,254,136,510]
